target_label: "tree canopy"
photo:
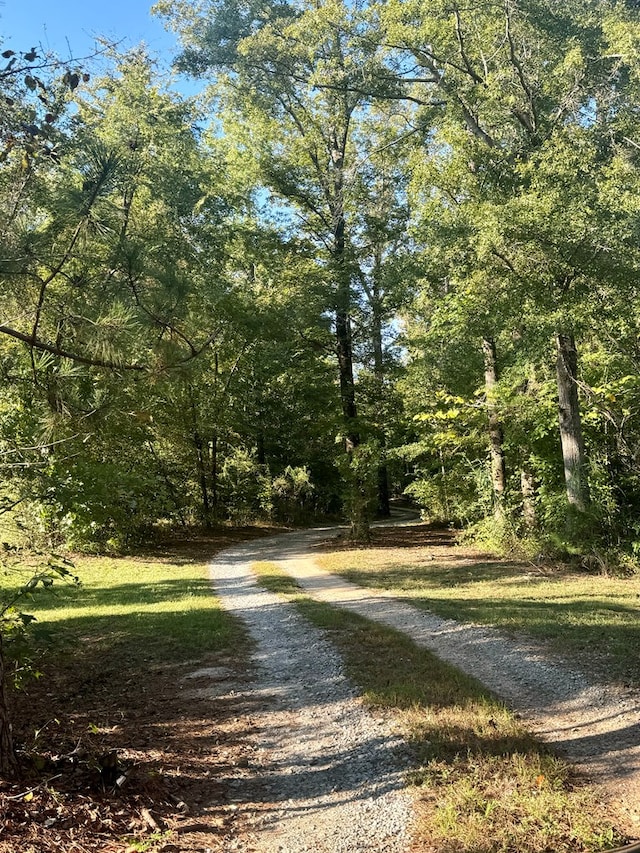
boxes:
[2,0,640,555]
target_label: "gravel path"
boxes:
[205,525,640,848]
[204,533,415,852]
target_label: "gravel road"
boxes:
[203,531,415,852]
[205,525,640,849]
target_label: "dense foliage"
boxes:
[2,0,640,559]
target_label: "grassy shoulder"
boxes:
[317,525,640,686]
[254,560,628,853]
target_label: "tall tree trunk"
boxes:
[372,297,390,518]
[482,337,506,517]
[194,430,211,527]
[556,333,590,513]
[209,432,218,513]
[256,428,266,466]
[439,449,451,519]
[334,211,359,450]
[0,638,17,778]
[520,464,537,530]
[188,387,212,527]
[146,441,187,526]
[377,462,391,518]
[331,147,368,540]
[335,241,367,537]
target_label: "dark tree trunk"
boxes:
[482,337,507,516]
[372,292,390,518]
[334,211,359,451]
[210,432,218,512]
[194,430,211,527]
[556,333,590,513]
[0,639,18,778]
[256,428,266,466]
[329,141,368,539]
[377,463,391,518]
[188,387,212,527]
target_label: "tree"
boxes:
[0,49,234,546]
[0,43,238,770]
[381,0,640,534]
[156,0,411,535]
[348,113,416,516]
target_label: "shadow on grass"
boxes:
[14,602,407,825]
[340,560,541,589]
[6,587,261,851]
[332,561,640,684]
[294,598,545,758]
[9,554,632,853]
[27,577,217,612]
[403,595,640,680]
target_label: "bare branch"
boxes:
[454,9,484,84]
[504,0,538,134]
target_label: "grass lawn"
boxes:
[19,552,243,665]
[317,525,640,686]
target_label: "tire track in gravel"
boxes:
[267,526,640,836]
[205,531,415,853]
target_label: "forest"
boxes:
[3,0,640,562]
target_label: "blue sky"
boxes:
[0,0,179,64]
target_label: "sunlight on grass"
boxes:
[1,553,246,663]
[254,560,626,853]
[318,545,640,683]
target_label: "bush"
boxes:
[271,466,315,524]
[405,458,492,526]
[219,448,272,523]
[35,459,175,551]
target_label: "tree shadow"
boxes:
[28,577,217,612]
[403,595,640,682]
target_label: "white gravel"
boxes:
[204,525,640,847]
[205,533,415,852]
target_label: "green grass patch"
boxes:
[254,561,626,853]
[2,551,247,673]
[318,545,640,685]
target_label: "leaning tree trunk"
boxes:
[555,333,590,513]
[482,337,507,518]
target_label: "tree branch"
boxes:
[0,323,146,370]
[454,9,484,84]
[504,0,538,134]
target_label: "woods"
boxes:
[3,5,640,849]
[4,1,640,563]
